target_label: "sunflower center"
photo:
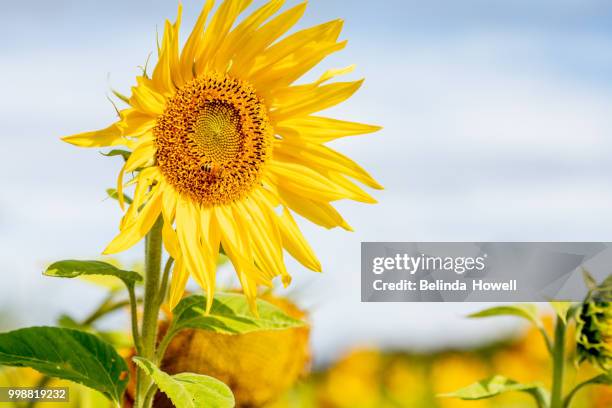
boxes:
[192,102,242,162]
[154,74,272,206]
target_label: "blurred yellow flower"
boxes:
[430,354,491,408]
[63,0,381,312]
[384,359,429,407]
[318,348,385,408]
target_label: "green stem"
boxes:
[157,257,174,309]
[81,295,123,326]
[537,325,554,356]
[142,384,159,408]
[155,328,176,362]
[550,317,566,408]
[135,216,164,408]
[128,284,142,354]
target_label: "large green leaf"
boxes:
[171,293,306,335]
[0,327,128,405]
[439,376,549,407]
[133,357,234,408]
[44,260,142,287]
[468,304,541,326]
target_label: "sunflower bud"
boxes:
[576,280,612,372]
[156,295,310,407]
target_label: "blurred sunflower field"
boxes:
[2,297,610,408]
[266,316,611,408]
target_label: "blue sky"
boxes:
[2,0,612,361]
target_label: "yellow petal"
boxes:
[268,64,355,103]
[270,80,363,122]
[152,5,182,95]
[317,65,356,83]
[195,0,253,74]
[215,203,260,313]
[214,0,285,73]
[180,0,214,81]
[161,183,178,223]
[168,257,189,309]
[176,197,213,299]
[268,161,348,202]
[277,187,353,231]
[248,19,343,81]
[200,208,221,312]
[120,167,159,224]
[162,219,180,259]
[252,189,293,285]
[277,207,321,272]
[103,185,163,254]
[115,142,156,211]
[215,204,252,266]
[129,76,166,115]
[275,115,381,143]
[253,41,347,94]
[168,4,184,88]
[228,2,306,74]
[240,197,289,284]
[124,141,155,172]
[119,109,156,137]
[62,123,123,148]
[275,139,383,190]
[62,106,156,148]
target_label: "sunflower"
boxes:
[63,0,381,311]
[157,294,310,407]
[576,298,612,372]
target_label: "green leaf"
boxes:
[106,188,134,205]
[171,293,306,335]
[549,301,573,324]
[44,260,142,288]
[469,304,553,355]
[468,304,541,326]
[133,357,234,408]
[439,376,549,407]
[101,149,131,161]
[0,327,128,405]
